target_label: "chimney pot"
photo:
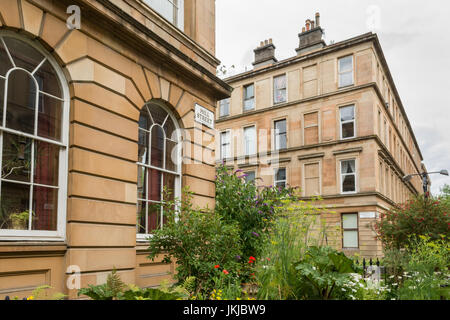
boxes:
[306,19,311,31]
[296,14,325,56]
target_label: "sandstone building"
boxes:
[216,13,426,258]
[0,0,229,299]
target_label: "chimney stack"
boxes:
[296,12,326,56]
[253,38,278,69]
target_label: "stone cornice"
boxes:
[61,0,232,99]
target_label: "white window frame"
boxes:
[243,125,256,156]
[340,159,357,194]
[274,119,287,151]
[220,130,231,160]
[338,55,354,88]
[243,84,255,112]
[339,104,356,140]
[274,167,287,188]
[273,74,287,105]
[0,31,69,242]
[136,101,182,241]
[142,0,184,30]
[219,98,230,118]
[342,213,359,249]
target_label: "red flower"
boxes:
[214,265,220,269]
[249,256,256,261]
[223,269,229,275]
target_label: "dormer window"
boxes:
[143,0,184,30]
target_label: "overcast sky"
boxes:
[216,0,450,195]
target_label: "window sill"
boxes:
[338,84,355,90]
[0,241,67,257]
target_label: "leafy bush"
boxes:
[294,246,357,300]
[78,269,187,300]
[395,236,449,300]
[255,200,333,300]
[78,269,127,300]
[215,165,296,264]
[148,190,242,295]
[374,195,450,249]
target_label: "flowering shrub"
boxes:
[374,195,450,249]
[147,189,241,295]
[394,236,449,300]
[215,165,296,279]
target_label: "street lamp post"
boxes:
[402,170,449,198]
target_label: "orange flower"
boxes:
[214,265,220,269]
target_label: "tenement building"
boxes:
[0,0,230,298]
[216,14,426,258]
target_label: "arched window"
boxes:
[0,32,68,240]
[137,102,181,239]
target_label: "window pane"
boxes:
[339,56,353,72]
[2,133,32,182]
[139,111,149,131]
[137,200,147,234]
[148,169,162,202]
[244,126,256,155]
[276,181,286,188]
[137,166,146,200]
[342,174,356,193]
[6,70,36,134]
[341,160,355,174]
[220,99,230,117]
[32,186,57,231]
[34,140,59,186]
[0,181,30,230]
[339,72,353,87]
[0,39,13,77]
[163,118,176,142]
[147,205,161,234]
[138,129,149,165]
[274,75,286,89]
[342,214,358,229]
[341,122,355,139]
[340,106,355,121]
[276,133,287,150]
[343,230,358,248]
[37,93,62,141]
[274,88,286,104]
[244,84,254,99]
[34,60,62,98]
[276,168,286,182]
[245,171,255,183]
[149,104,168,125]
[144,0,176,24]
[3,37,44,72]
[165,139,178,172]
[151,126,165,168]
[275,119,286,133]
[244,98,254,111]
[0,78,4,123]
